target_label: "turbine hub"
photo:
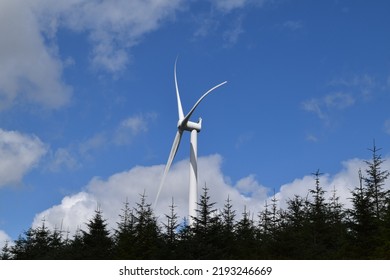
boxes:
[178,119,202,132]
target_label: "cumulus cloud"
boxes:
[29,0,183,73]
[0,0,71,110]
[0,230,11,249]
[33,151,390,236]
[0,128,47,187]
[0,0,185,109]
[33,154,269,235]
[275,157,390,210]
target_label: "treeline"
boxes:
[2,144,390,260]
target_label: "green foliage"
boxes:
[81,208,114,259]
[130,192,163,259]
[0,241,12,260]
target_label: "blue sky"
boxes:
[1,0,390,243]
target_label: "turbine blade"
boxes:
[154,130,183,208]
[175,58,185,120]
[183,81,227,125]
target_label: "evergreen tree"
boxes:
[221,196,236,234]
[219,196,236,259]
[10,231,30,259]
[191,184,222,259]
[162,198,180,258]
[278,195,310,259]
[192,184,218,237]
[0,241,12,260]
[114,199,137,259]
[10,221,53,259]
[234,207,257,259]
[175,218,195,259]
[363,142,390,220]
[45,227,65,259]
[66,228,84,259]
[327,186,348,258]
[258,191,282,258]
[348,143,390,258]
[307,170,331,258]
[81,207,114,259]
[132,192,162,259]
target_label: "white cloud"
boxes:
[302,98,327,120]
[47,148,80,172]
[329,74,378,99]
[306,133,319,142]
[33,152,390,236]
[0,0,185,109]
[114,113,156,145]
[235,131,255,148]
[281,20,303,31]
[0,230,11,249]
[384,119,390,135]
[215,0,248,12]
[223,16,245,47]
[303,73,389,124]
[0,0,71,110]
[324,92,355,109]
[214,0,267,13]
[33,154,269,235]
[29,0,183,73]
[302,92,355,123]
[275,157,390,210]
[77,113,156,157]
[0,129,47,187]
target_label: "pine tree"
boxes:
[132,192,162,259]
[219,196,236,259]
[45,227,65,259]
[258,191,282,258]
[327,186,348,258]
[191,184,222,259]
[307,170,331,258]
[114,199,137,259]
[66,228,84,259]
[175,217,195,259]
[279,195,310,259]
[221,196,236,234]
[81,207,114,259]
[347,144,390,258]
[234,206,257,259]
[363,142,390,220]
[192,184,218,237]
[10,221,53,259]
[0,241,12,260]
[162,198,180,258]
[348,169,377,258]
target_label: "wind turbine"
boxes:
[154,59,227,225]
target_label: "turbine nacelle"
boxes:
[178,118,202,132]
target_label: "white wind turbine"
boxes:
[154,59,227,225]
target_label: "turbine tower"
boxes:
[154,59,227,225]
